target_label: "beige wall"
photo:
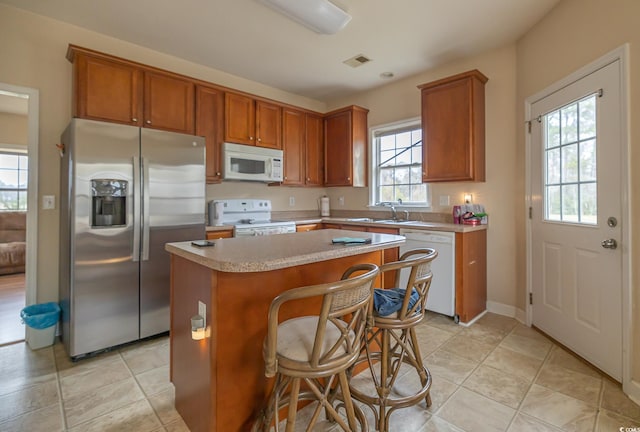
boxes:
[0,112,28,146]
[326,45,520,311]
[515,0,639,384]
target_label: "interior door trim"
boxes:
[524,44,634,400]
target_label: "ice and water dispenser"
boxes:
[91,179,127,227]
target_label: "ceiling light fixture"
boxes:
[258,0,352,35]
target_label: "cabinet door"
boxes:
[196,85,224,183]
[74,54,143,126]
[296,224,319,232]
[144,71,195,134]
[256,101,282,149]
[281,108,305,185]
[455,230,487,323]
[207,230,233,240]
[420,70,487,182]
[367,226,399,288]
[324,110,353,186]
[305,114,324,186]
[225,92,255,145]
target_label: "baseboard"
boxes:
[458,309,488,327]
[625,378,640,405]
[486,301,517,318]
[515,308,526,324]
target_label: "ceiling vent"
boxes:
[343,54,372,68]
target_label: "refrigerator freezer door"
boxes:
[68,119,140,357]
[139,128,205,338]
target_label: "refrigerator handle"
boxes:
[132,156,141,262]
[142,157,150,261]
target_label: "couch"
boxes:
[0,212,26,275]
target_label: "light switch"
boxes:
[42,195,55,210]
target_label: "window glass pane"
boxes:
[561,103,578,144]
[410,184,426,202]
[17,191,27,211]
[396,132,411,148]
[380,150,395,167]
[380,136,396,151]
[394,167,410,184]
[579,96,596,140]
[579,139,596,181]
[411,146,421,163]
[379,186,394,202]
[410,167,422,183]
[580,183,597,224]
[0,155,19,169]
[546,148,560,184]
[379,168,394,186]
[561,144,578,183]
[546,185,561,221]
[0,169,18,188]
[396,185,410,202]
[395,149,412,165]
[0,191,18,210]
[546,112,560,148]
[562,184,579,222]
[18,171,28,188]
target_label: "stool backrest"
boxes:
[264,264,379,376]
[380,248,438,322]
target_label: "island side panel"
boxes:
[214,250,384,432]
[170,254,215,432]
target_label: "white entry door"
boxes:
[530,60,622,380]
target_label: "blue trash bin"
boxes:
[20,302,60,349]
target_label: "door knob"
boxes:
[601,238,618,249]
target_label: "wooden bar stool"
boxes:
[349,248,437,432]
[253,263,379,432]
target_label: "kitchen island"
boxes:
[165,229,404,432]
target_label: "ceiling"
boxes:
[1,0,561,102]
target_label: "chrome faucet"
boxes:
[390,205,397,221]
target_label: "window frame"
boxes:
[0,149,29,211]
[368,117,431,208]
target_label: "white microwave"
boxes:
[222,143,284,182]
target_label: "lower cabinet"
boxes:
[206,229,234,240]
[455,230,487,323]
[296,223,320,232]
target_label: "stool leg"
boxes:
[408,327,432,407]
[338,370,359,431]
[285,378,300,432]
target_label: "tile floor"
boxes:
[0,312,638,431]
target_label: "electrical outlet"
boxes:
[289,196,295,207]
[42,195,56,210]
[339,196,345,206]
[439,195,450,206]
[198,301,206,328]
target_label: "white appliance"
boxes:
[398,229,456,320]
[208,200,225,226]
[222,142,284,182]
[216,199,296,236]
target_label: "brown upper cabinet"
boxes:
[280,109,324,186]
[67,45,195,135]
[196,85,225,183]
[224,92,282,149]
[418,69,487,182]
[324,105,369,187]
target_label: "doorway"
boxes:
[526,47,630,384]
[0,83,39,346]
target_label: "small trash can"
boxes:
[20,302,61,350]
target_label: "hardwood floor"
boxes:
[0,273,25,346]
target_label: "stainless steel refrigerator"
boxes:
[59,118,205,359]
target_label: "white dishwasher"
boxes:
[398,229,456,319]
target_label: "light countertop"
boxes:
[206,217,487,233]
[166,229,404,273]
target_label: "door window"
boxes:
[543,94,598,224]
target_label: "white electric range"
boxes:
[215,199,296,237]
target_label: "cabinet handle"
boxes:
[249,136,254,140]
[216,172,221,176]
[146,120,151,124]
[257,137,261,142]
[347,177,351,181]
[307,178,310,181]
[132,118,138,122]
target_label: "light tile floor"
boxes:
[0,312,638,431]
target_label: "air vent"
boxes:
[343,54,372,68]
